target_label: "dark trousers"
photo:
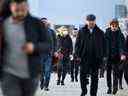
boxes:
[124,60,128,85]
[124,69,128,85]
[80,65,99,96]
[118,61,124,88]
[99,59,106,78]
[57,57,69,82]
[1,72,38,96]
[70,60,79,81]
[106,56,120,90]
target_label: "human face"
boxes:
[41,19,49,28]
[73,30,78,37]
[110,24,118,32]
[63,30,68,36]
[86,20,96,29]
[10,1,28,20]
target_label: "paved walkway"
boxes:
[0,73,127,96]
[35,73,128,96]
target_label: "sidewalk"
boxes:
[35,73,128,96]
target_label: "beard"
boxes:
[88,25,95,29]
[12,11,27,21]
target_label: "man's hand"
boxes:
[70,54,74,61]
[121,54,126,61]
[22,42,34,55]
[54,52,59,57]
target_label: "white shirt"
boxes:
[89,29,93,34]
[71,36,76,54]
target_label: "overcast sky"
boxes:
[29,0,119,28]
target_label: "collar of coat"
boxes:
[81,24,103,34]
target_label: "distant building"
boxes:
[119,18,128,38]
[115,0,128,37]
[115,4,127,18]
[124,0,128,9]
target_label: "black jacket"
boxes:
[0,14,50,78]
[58,35,73,58]
[105,28,124,58]
[124,35,128,85]
[47,28,57,54]
[75,25,105,68]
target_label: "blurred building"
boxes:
[115,4,127,18]
[115,0,128,18]
[115,0,128,37]
[124,0,128,9]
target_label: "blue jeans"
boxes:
[40,55,52,88]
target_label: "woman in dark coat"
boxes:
[56,30,73,86]
[105,19,125,95]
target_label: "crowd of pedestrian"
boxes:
[0,0,128,96]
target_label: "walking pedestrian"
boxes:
[75,14,106,96]
[70,28,79,82]
[40,17,57,91]
[105,19,126,95]
[0,0,49,96]
[57,27,73,85]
